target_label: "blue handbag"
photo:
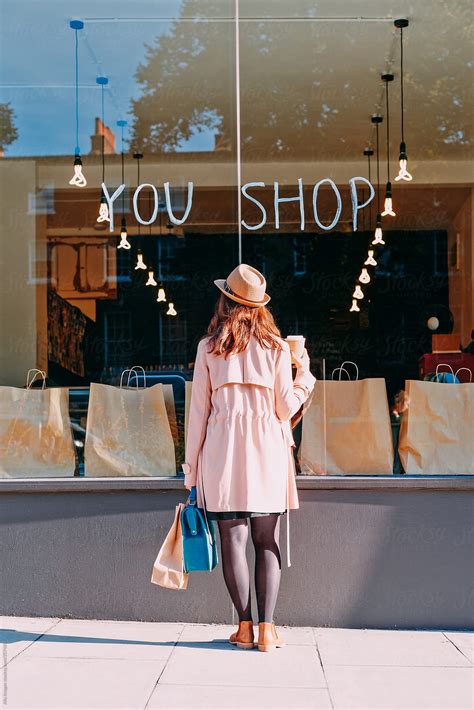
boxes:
[181,487,218,573]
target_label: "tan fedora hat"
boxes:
[214,264,271,307]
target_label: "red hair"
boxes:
[205,294,283,357]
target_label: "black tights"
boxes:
[217,514,282,623]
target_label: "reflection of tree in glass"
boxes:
[129,0,348,158]
[130,0,472,160]
[0,103,18,153]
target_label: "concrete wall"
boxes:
[0,478,472,630]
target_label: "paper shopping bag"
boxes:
[0,370,75,477]
[299,378,394,475]
[84,381,176,477]
[151,503,189,590]
[398,379,474,474]
[162,383,178,448]
[184,381,192,447]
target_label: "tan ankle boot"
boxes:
[228,620,254,649]
[256,622,285,652]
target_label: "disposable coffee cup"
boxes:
[286,335,305,361]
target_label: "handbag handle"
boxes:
[454,367,472,383]
[181,505,199,536]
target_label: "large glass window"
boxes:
[0,1,472,477]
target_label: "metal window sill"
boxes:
[0,475,472,494]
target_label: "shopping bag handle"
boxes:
[120,369,133,388]
[127,365,147,389]
[454,367,472,383]
[331,367,350,381]
[119,366,147,389]
[340,361,359,380]
[435,363,455,381]
[26,369,46,390]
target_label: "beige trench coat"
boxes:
[182,334,316,566]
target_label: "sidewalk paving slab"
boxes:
[1,656,163,709]
[314,628,472,667]
[443,632,474,664]
[147,684,333,709]
[157,643,326,688]
[0,616,60,667]
[19,620,184,661]
[323,664,474,710]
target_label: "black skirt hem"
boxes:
[206,510,287,520]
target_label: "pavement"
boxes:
[0,617,472,710]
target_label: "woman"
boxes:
[182,264,316,652]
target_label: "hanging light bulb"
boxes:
[394,19,413,182]
[381,74,396,216]
[166,302,177,316]
[146,271,158,286]
[135,250,147,270]
[372,215,385,245]
[156,286,166,302]
[359,268,371,284]
[395,143,412,182]
[97,192,109,222]
[350,299,361,313]
[382,182,396,216]
[118,217,131,250]
[69,21,87,187]
[364,250,377,267]
[69,155,87,187]
[353,285,364,300]
[96,76,110,222]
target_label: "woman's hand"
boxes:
[291,347,310,370]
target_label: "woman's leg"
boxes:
[217,518,252,621]
[250,514,282,623]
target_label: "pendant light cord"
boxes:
[385,80,390,180]
[376,122,380,215]
[136,157,141,247]
[74,29,79,155]
[121,124,125,215]
[101,84,105,183]
[400,27,405,143]
[367,152,372,230]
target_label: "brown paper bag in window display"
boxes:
[84,368,176,477]
[398,377,474,475]
[162,383,178,448]
[299,363,393,475]
[0,369,75,478]
[184,380,192,446]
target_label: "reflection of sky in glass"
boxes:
[0,0,216,156]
